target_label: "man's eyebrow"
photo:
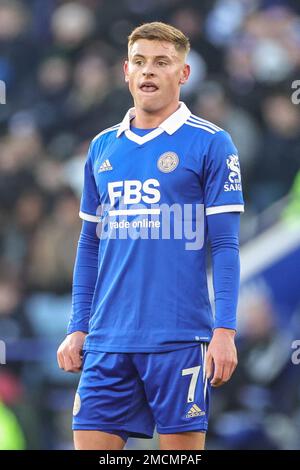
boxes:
[131,54,172,60]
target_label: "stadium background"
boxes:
[0,0,299,450]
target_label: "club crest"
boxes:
[73,392,81,416]
[157,152,179,173]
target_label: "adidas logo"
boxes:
[98,159,113,172]
[186,403,205,418]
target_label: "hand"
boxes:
[57,331,87,373]
[205,328,238,387]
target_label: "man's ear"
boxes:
[179,63,190,85]
[124,60,129,83]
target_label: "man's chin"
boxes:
[137,98,164,114]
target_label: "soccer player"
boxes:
[57,22,244,450]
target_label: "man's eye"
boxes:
[158,62,167,66]
[135,60,143,65]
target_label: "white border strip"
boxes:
[109,208,161,216]
[203,343,208,400]
[79,211,101,222]
[124,128,164,145]
[189,114,222,132]
[206,205,245,215]
[92,124,120,142]
[186,121,216,134]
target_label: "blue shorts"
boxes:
[72,343,211,442]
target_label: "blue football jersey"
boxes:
[79,102,244,352]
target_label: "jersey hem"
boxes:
[83,340,211,353]
[72,424,153,439]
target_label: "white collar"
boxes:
[116,101,191,138]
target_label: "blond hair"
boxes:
[128,22,190,58]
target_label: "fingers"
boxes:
[63,354,74,372]
[57,344,82,373]
[205,349,227,386]
[210,362,224,387]
[205,350,214,381]
[57,349,65,370]
[210,356,238,387]
[205,347,238,387]
[69,345,83,370]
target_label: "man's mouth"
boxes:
[139,82,159,93]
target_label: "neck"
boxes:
[131,101,180,129]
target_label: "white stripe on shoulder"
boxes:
[190,114,223,132]
[92,124,121,142]
[186,121,216,134]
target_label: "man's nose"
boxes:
[142,63,155,76]
[143,72,154,78]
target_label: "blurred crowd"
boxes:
[0,0,299,449]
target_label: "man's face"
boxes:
[124,39,190,113]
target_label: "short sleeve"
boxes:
[79,142,101,223]
[203,130,244,216]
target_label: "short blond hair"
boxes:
[128,22,190,58]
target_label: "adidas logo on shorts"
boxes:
[186,403,205,418]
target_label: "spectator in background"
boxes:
[209,286,299,450]
[0,264,33,363]
[193,81,261,194]
[26,188,81,293]
[250,93,300,211]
